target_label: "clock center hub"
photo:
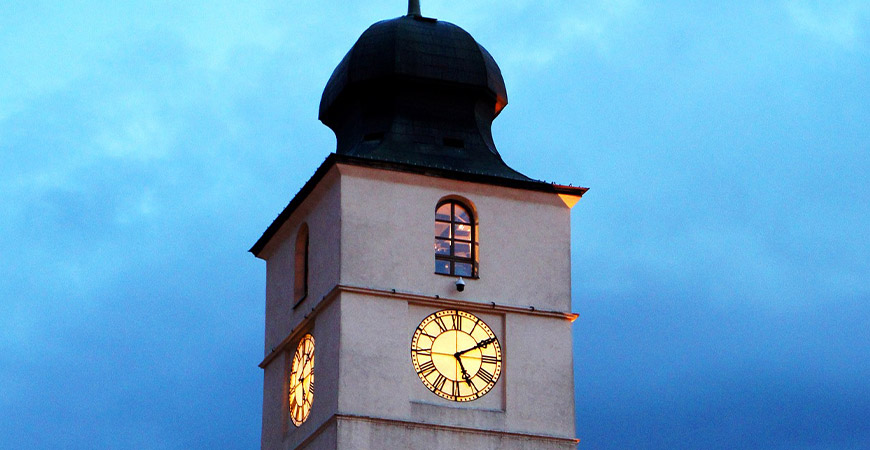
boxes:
[430,330,483,381]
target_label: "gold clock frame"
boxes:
[288,333,315,426]
[411,309,502,402]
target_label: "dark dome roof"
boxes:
[319,15,508,121]
[318,14,528,181]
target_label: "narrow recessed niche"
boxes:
[443,137,464,148]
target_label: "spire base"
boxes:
[408,0,421,16]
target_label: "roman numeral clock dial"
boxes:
[288,334,315,426]
[411,310,502,402]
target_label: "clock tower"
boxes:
[251,3,587,449]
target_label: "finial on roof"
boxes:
[408,0,421,16]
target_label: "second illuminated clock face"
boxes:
[411,310,502,402]
[288,334,314,426]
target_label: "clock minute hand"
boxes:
[455,337,497,357]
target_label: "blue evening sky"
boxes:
[2,1,868,449]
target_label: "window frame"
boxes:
[434,199,478,278]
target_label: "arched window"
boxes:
[434,200,476,277]
[294,223,309,306]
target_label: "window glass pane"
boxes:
[455,263,472,277]
[454,242,471,258]
[454,205,470,223]
[436,204,452,222]
[435,221,451,238]
[435,239,451,255]
[454,224,471,241]
[435,260,451,274]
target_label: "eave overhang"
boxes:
[248,153,588,258]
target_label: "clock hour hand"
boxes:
[454,337,497,357]
[453,354,474,387]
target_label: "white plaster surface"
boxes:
[335,417,576,450]
[336,164,573,312]
[258,164,579,449]
[263,168,342,354]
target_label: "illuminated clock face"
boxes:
[288,334,315,426]
[411,310,502,402]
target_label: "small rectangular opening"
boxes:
[443,137,464,148]
[364,132,385,142]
